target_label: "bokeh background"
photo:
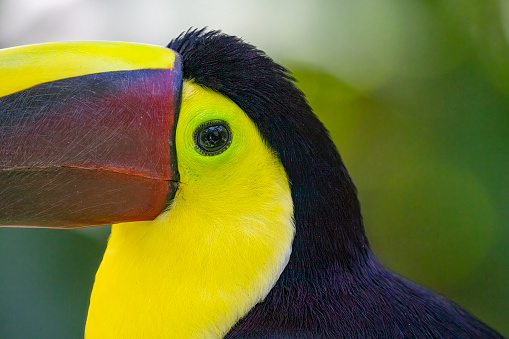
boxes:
[0,0,508,337]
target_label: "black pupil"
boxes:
[199,124,229,153]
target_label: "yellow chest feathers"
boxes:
[85,82,295,338]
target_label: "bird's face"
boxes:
[0,40,293,231]
[175,80,282,214]
[0,39,298,336]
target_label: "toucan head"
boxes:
[0,28,368,266]
[0,28,371,338]
[3,29,502,339]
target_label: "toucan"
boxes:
[0,29,503,338]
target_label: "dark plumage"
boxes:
[168,29,503,338]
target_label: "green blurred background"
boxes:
[0,0,508,337]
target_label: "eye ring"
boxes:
[193,120,232,155]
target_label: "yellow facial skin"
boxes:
[85,81,295,338]
[0,41,176,97]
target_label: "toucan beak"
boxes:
[0,41,182,228]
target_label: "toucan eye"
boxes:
[194,120,232,155]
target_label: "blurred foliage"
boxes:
[291,1,509,333]
[1,0,508,338]
[0,227,109,338]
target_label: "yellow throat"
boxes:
[85,82,295,338]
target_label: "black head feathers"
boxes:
[168,28,294,102]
